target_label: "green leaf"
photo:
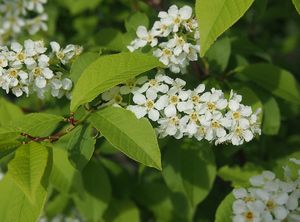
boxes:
[13,113,64,137]
[239,63,300,105]
[70,52,99,84]
[218,163,263,187]
[234,86,263,112]
[95,28,132,52]
[8,142,50,203]
[292,0,300,14]
[162,139,216,208]
[73,160,111,222]
[71,52,161,111]
[104,199,140,222]
[65,124,96,170]
[50,146,81,194]
[101,159,133,199]
[0,127,20,141]
[196,0,254,56]
[215,193,234,222]
[206,37,231,72]
[0,175,48,222]
[125,12,149,32]
[44,194,69,218]
[0,140,20,159]
[135,180,192,221]
[90,107,162,170]
[57,0,102,15]
[262,97,281,135]
[0,97,23,126]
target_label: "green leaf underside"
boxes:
[262,97,281,135]
[240,63,300,105]
[215,193,234,222]
[12,113,64,137]
[50,146,81,194]
[196,0,254,56]
[70,52,99,84]
[73,160,111,222]
[292,0,300,14]
[163,139,216,207]
[0,127,20,140]
[70,52,162,111]
[0,98,23,126]
[0,175,48,222]
[66,124,96,170]
[218,164,263,187]
[90,107,162,170]
[8,142,50,203]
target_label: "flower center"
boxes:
[176,37,185,45]
[162,48,172,56]
[243,196,255,203]
[235,127,243,136]
[149,79,157,87]
[146,99,154,110]
[8,69,18,78]
[244,211,254,221]
[266,200,276,210]
[191,95,200,103]
[174,17,181,24]
[33,67,42,77]
[170,95,179,104]
[207,102,216,111]
[169,116,179,125]
[198,126,206,135]
[114,95,123,104]
[147,34,153,42]
[16,52,25,61]
[211,121,220,128]
[233,111,241,120]
[190,112,198,122]
[126,79,136,89]
[56,51,65,60]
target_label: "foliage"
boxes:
[0,0,300,221]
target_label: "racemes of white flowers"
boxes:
[232,159,300,222]
[100,71,261,146]
[0,40,82,99]
[128,5,200,74]
[0,0,48,44]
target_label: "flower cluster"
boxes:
[0,0,48,44]
[128,5,200,74]
[0,40,82,99]
[100,71,261,145]
[232,160,300,222]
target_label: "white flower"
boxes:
[157,114,187,139]
[101,86,125,106]
[27,13,48,35]
[232,166,300,222]
[202,111,230,142]
[152,20,172,37]
[127,4,199,74]
[167,34,190,56]
[50,41,81,64]
[137,74,169,99]
[128,92,165,121]
[199,89,227,115]
[119,76,148,95]
[0,40,79,99]
[159,5,193,33]
[25,0,47,13]
[128,26,158,52]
